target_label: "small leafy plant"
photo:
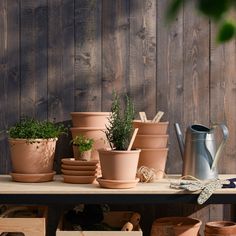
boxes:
[105,92,135,150]
[8,118,66,139]
[71,135,94,153]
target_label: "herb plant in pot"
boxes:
[8,118,65,182]
[71,135,94,161]
[97,93,141,188]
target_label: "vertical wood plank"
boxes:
[102,0,130,110]
[35,0,48,120]
[20,0,36,117]
[157,0,184,174]
[129,0,156,119]
[74,0,102,112]
[48,0,75,172]
[182,1,211,229]
[48,0,75,122]
[0,0,8,173]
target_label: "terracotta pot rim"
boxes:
[133,120,169,125]
[8,138,58,142]
[99,148,141,154]
[141,148,169,151]
[154,217,202,227]
[70,112,110,116]
[70,127,106,131]
[206,221,236,228]
[136,134,169,138]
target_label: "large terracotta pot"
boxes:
[9,138,57,174]
[133,134,168,149]
[138,148,168,179]
[133,120,169,135]
[98,149,141,180]
[205,221,236,235]
[70,127,109,160]
[151,217,202,236]
[70,112,110,128]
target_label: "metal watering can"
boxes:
[174,123,229,180]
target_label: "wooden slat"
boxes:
[102,0,130,110]
[48,0,74,122]
[20,0,36,117]
[157,0,184,174]
[0,0,8,173]
[74,0,102,112]
[129,0,156,119]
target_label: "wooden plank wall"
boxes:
[0,0,236,235]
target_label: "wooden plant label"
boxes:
[127,128,139,151]
[139,112,147,122]
[152,111,164,123]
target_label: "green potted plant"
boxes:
[8,118,65,182]
[71,135,94,161]
[98,92,141,186]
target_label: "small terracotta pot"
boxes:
[98,149,141,180]
[138,148,168,179]
[151,217,202,236]
[9,138,57,174]
[72,147,92,161]
[133,134,168,149]
[70,127,109,160]
[205,221,236,235]
[70,112,110,128]
[133,120,169,135]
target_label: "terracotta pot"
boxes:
[70,112,110,128]
[133,134,168,149]
[133,120,169,135]
[70,127,109,160]
[138,148,168,179]
[205,221,236,235]
[151,217,202,236]
[72,147,92,161]
[9,138,57,174]
[98,149,141,180]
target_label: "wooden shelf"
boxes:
[0,174,235,205]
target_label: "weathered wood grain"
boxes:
[129,0,156,119]
[74,0,102,112]
[102,0,130,110]
[157,0,184,174]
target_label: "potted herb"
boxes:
[71,135,94,161]
[8,118,65,182]
[98,92,141,184]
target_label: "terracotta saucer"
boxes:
[96,177,139,189]
[63,175,96,184]
[61,164,97,171]
[10,171,56,183]
[61,169,97,176]
[61,158,99,166]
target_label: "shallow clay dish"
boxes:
[61,164,97,171]
[61,169,97,176]
[63,175,96,184]
[96,177,139,189]
[10,171,56,183]
[61,158,99,166]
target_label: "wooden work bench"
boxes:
[0,174,235,205]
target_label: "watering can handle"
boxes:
[211,124,229,170]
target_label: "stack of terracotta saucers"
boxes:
[61,158,99,184]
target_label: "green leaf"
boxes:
[166,0,184,22]
[197,0,231,21]
[217,20,236,43]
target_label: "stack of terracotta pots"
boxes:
[132,120,169,179]
[205,221,236,236]
[70,112,110,160]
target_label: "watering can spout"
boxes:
[174,123,185,159]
